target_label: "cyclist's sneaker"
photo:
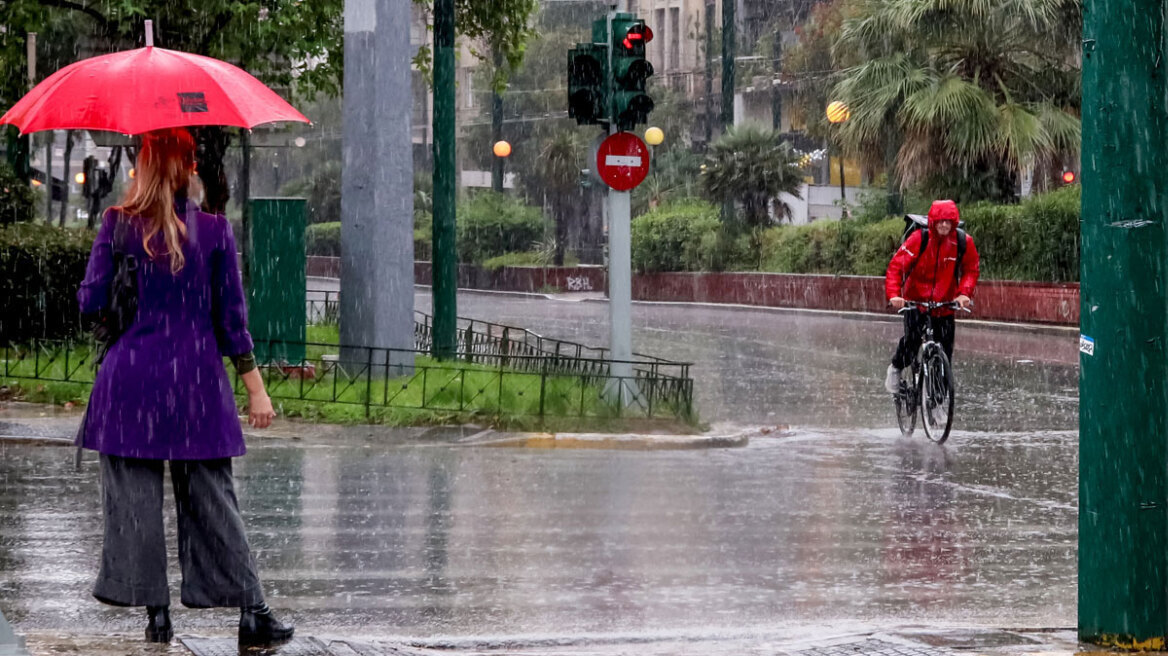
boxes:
[884,365,901,394]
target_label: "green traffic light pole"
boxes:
[432,0,458,361]
[1079,0,1168,648]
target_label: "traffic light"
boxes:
[611,18,655,131]
[568,44,607,126]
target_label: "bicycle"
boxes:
[892,300,971,443]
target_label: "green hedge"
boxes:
[1,223,94,343]
[457,192,546,264]
[631,201,745,272]
[756,187,1080,282]
[305,221,341,256]
[0,163,36,225]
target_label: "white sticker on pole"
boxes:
[606,155,642,167]
[1080,335,1095,356]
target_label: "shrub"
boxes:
[482,251,581,270]
[457,192,546,264]
[1017,185,1079,282]
[0,163,36,225]
[757,187,1080,281]
[961,202,1027,280]
[850,218,908,275]
[305,221,341,256]
[631,201,737,272]
[278,161,341,225]
[0,223,94,343]
[760,220,858,274]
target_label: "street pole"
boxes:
[838,155,845,202]
[720,0,736,225]
[491,48,505,194]
[432,0,458,360]
[704,1,715,146]
[240,129,252,289]
[1079,0,1168,648]
[606,2,633,397]
[771,30,782,131]
[721,0,735,130]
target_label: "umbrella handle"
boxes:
[145,19,154,47]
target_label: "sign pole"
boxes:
[605,6,633,400]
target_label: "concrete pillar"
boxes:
[340,0,415,368]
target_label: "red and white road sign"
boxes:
[596,132,651,191]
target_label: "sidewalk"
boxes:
[0,401,761,450]
[15,624,1087,656]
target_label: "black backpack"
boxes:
[901,213,968,279]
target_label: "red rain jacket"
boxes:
[885,200,981,316]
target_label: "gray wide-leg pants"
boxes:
[93,454,265,609]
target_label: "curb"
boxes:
[457,426,761,450]
[410,284,1079,337]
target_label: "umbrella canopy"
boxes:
[0,43,309,135]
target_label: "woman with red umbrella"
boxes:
[3,23,308,647]
[77,128,294,646]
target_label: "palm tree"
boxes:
[701,125,804,268]
[702,125,804,229]
[536,131,582,266]
[831,0,1081,202]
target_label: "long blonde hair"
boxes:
[117,128,196,273]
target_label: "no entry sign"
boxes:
[596,132,650,191]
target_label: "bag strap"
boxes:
[904,228,928,281]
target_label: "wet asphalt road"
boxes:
[0,290,1079,643]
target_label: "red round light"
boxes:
[1062,171,1077,184]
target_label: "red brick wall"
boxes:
[308,257,1078,325]
[632,272,1079,325]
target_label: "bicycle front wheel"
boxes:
[920,346,955,444]
[894,377,916,438]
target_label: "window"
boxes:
[669,8,680,71]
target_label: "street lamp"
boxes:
[826,101,850,205]
[492,140,511,192]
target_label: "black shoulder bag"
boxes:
[75,216,139,469]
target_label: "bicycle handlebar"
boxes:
[897,300,973,314]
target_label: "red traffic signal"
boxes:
[622,24,654,50]
[1062,170,1077,184]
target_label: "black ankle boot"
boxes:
[145,605,172,643]
[239,605,294,646]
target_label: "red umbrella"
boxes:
[0,24,308,135]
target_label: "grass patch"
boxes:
[2,333,699,432]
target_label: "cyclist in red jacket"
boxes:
[884,199,981,394]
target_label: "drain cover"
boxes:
[182,636,331,656]
[795,639,954,656]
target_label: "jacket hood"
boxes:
[927,200,960,228]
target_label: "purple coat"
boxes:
[78,200,253,460]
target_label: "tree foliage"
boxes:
[701,125,804,228]
[829,0,1081,201]
[412,0,541,91]
[0,0,343,110]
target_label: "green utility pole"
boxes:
[432,0,458,360]
[721,0,735,130]
[1079,0,1168,649]
[771,29,782,131]
[704,1,715,145]
[491,48,505,194]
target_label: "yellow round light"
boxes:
[75,172,86,184]
[493,140,512,158]
[128,168,136,179]
[644,127,665,146]
[826,101,851,124]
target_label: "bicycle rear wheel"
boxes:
[894,377,916,437]
[920,346,955,444]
